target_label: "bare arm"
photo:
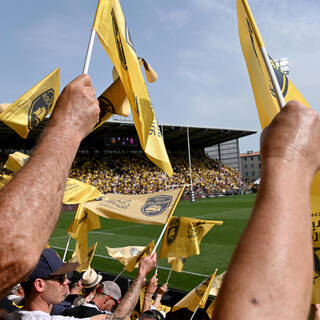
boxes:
[152,282,167,310]
[213,101,319,319]
[114,253,157,319]
[0,74,99,296]
[141,273,158,313]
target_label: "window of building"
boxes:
[259,163,261,168]
[245,164,247,169]
[252,171,255,176]
[251,156,253,160]
[245,172,248,176]
[244,157,247,161]
[258,156,261,161]
[251,164,254,168]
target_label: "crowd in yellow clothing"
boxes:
[68,151,253,195]
[0,150,253,195]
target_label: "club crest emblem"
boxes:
[141,195,172,217]
[166,217,180,246]
[195,278,210,297]
[269,57,288,98]
[130,247,141,256]
[28,89,55,129]
[97,96,115,125]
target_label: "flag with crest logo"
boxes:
[0,68,60,138]
[159,217,223,258]
[173,269,217,312]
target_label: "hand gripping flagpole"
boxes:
[83,29,97,74]
[151,186,185,255]
[241,0,285,110]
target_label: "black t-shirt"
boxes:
[62,303,104,318]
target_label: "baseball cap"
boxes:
[100,281,122,303]
[28,248,78,282]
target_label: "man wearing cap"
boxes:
[63,281,121,318]
[6,249,106,320]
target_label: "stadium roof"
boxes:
[0,119,256,151]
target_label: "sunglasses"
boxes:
[42,274,67,284]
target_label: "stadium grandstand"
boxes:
[0,117,256,199]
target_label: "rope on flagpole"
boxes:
[83,29,96,74]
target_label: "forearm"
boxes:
[152,294,162,309]
[114,272,145,319]
[141,291,153,313]
[213,159,313,319]
[0,125,81,295]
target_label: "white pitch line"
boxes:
[50,245,209,278]
[194,207,249,219]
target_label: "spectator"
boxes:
[65,271,82,305]
[7,248,105,320]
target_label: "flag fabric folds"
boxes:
[84,188,184,225]
[168,257,186,273]
[70,242,98,273]
[0,175,12,190]
[209,271,226,296]
[93,78,130,131]
[237,0,320,303]
[173,269,217,312]
[106,245,145,267]
[5,152,102,204]
[206,299,216,320]
[124,241,155,272]
[67,203,101,240]
[0,68,60,138]
[159,217,223,258]
[92,0,173,176]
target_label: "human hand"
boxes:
[139,253,157,277]
[261,100,320,178]
[157,282,168,295]
[146,273,158,294]
[48,74,100,141]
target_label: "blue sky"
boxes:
[1,0,320,152]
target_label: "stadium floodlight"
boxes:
[274,57,289,75]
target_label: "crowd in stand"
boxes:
[68,151,253,195]
[0,149,253,196]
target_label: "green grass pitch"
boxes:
[50,194,256,292]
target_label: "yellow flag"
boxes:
[237,0,320,303]
[70,242,98,273]
[237,0,310,129]
[4,152,102,204]
[0,175,12,190]
[92,0,173,176]
[159,217,223,258]
[124,241,155,272]
[84,187,184,225]
[4,151,29,172]
[67,203,101,240]
[93,78,131,131]
[209,271,226,296]
[63,179,102,204]
[168,257,186,273]
[0,69,60,138]
[106,245,145,267]
[173,269,217,312]
[206,299,216,320]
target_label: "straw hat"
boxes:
[82,268,102,288]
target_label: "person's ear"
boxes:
[33,279,45,293]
